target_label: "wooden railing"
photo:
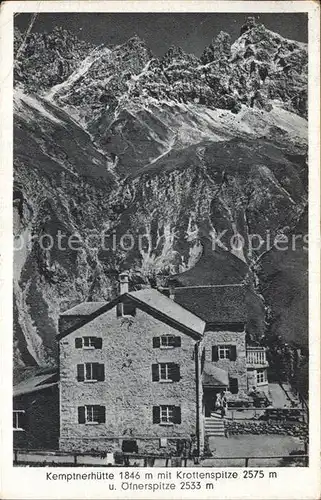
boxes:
[246,347,267,365]
[225,407,308,422]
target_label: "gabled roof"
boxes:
[163,285,247,324]
[127,289,205,336]
[166,242,264,332]
[61,302,107,316]
[13,369,59,397]
[58,288,205,340]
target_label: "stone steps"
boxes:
[210,412,223,419]
[205,416,226,436]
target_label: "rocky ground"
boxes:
[225,420,308,439]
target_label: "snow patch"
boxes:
[14,281,46,365]
[14,90,65,126]
[260,165,296,205]
[14,227,31,282]
[148,134,176,165]
[138,221,179,274]
[131,60,152,81]
[45,46,112,101]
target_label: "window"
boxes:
[152,363,180,382]
[83,337,96,349]
[153,336,181,348]
[161,405,174,423]
[85,363,95,381]
[212,345,237,361]
[122,440,138,453]
[159,437,167,448]
[78,405,106,424]
[160,336,176,348]
[75,337,102,349]
[86,405,100,423]
[161,363,173,381]
[219,345,230,359]
[13,410,25,431]
[77,363,105,382]
[257,369,266,384]
[152,405,181,424]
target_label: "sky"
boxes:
[15,13,308,57]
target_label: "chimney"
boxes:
[119,272,129,295]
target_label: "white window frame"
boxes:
[85,405,100,424]
[82,337,96,349]
[159,363,172,382]
[257,368,266,384]
[84,362,97,382]
[160,335,175,349]
[218,345,230,360]
[160,405,174,424]
[13,410,25,431]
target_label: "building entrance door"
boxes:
[203,388,220,417]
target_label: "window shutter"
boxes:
[96,363,105,381]
[174,406,181,424]
[212,346,219,361]
[230,345,237,361]
[152,364,159,381]
[234,378,239,394]
[170,364,181,382]
[94,337,102,349]
[229,377,239,394]
[174,336,181,347]
[116,303,123,317]
[98,406,106,423]
[152,337,160,348]
[152,406,160,424]
[78,406,85,424]
[77,364,85,381]
[75,338,82,348]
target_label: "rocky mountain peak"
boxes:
[201,31,231,64]
[14,26,94,94]
[161,45,198,67]
[116,33,153,63]
[240,16,257,36]
[121,33,151,52]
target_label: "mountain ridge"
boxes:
[13,17,308,368]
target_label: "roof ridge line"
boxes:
[60,300,109,316]
[127,289,205,319]
[126,292,204,339]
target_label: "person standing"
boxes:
[221,391,228,418]
[215,392,222,410]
